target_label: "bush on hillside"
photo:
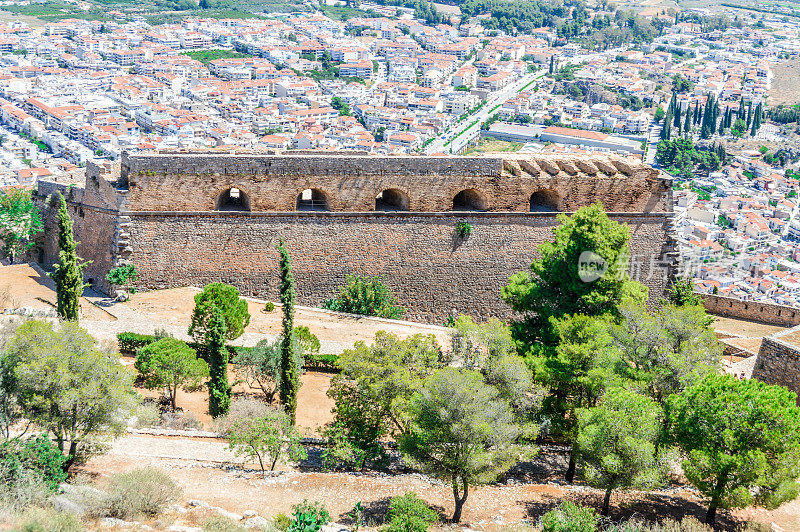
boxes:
[14,507,82,532]
[88,467,181,519]
[540,501,599,532]
[322,275,405,319]
[385,492,438,532]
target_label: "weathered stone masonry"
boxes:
[755,328,800,404]
[37,151,677,323]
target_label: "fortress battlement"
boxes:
[119,152,670,214]
[36,152,676,322]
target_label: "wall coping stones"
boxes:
[122,210,675,218]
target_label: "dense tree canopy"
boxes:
[0,188,43,264]
[502,203,648,351]
[188,283,250,343]
[400,367,532,522]
[4,320,135,471]
[668,375,800,524]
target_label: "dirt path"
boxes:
[79,432,798,531]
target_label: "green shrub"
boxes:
[106,264,138,286]
[0,435,67,491]
[132,401,162,429]
[264,301,276,312]
[540,502,599,532]
[14,507,81,532]
[321,275,405,319]
[456,221,472,238]
[287,500,329,532]
[293,326,320,355]
[0,471,52,512]
[202,514,246,532]
[273,512,292,531]
[384,492,438,532]
[93,467,181,519]
[117,332,157,354]
[304,354,339,372]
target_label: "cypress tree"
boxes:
[719,112,725,135]
[746,101,753,128]
[207,306,231,417]
[51,193,88,322]
[684,105,692,133]
[661,111,672,140]
[673,105,682,128]
[549,55,555,74]
[277,239,300,425]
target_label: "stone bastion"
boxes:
[35,151,677,323]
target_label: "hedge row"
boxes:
[116,332,340,373]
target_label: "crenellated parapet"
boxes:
[119,151,671,214]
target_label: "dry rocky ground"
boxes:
[1,264,799,530]
[768,60,800,107]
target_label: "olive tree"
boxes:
[233,334,304,405]
[134,338,208,410]
[668,374,800,525]
[4,320,136,471]
[227,407,306,477]
[400,367,533,522]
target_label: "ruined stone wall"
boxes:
[754,329,800,404]
[35,163,122,294]
[125,211,674,322]
[701,293,800,328]
[121,152,671,214]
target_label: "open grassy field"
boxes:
[464,136,524,155]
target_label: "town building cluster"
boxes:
[1,1,800,311]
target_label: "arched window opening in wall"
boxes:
[296,188,329,211]
[375,189,410,211]
[216,187,251,211]
[529,190,561,212]
[452,189,487,211]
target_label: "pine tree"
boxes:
[207,305,231,417]
[51,194,89,322]
[277,239,300,425]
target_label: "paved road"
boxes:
[424,70,546,155]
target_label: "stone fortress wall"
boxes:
[37,151,678,323]
[755,327,800,404]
